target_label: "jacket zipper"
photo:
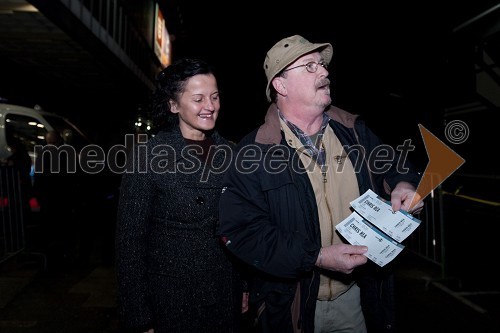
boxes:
[353,127,376,189]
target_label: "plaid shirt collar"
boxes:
[279,110,330,171]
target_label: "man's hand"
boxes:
[316,243,368,274]
[391,181,424,214]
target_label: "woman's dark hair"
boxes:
[152,57,217,129]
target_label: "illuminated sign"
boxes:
[154,3,171,68]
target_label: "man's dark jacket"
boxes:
[218,104,420,333]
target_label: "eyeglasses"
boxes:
[283,61,329,73]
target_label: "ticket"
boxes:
[336,212,405,267]
[349,189,421,243]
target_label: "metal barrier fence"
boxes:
[405,188,446,276]
[405,183,500,283]
[0,165,26,263]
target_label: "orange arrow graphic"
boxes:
[409,124,465,208]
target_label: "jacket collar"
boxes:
[157,123,225,146]
[255,104,358,145]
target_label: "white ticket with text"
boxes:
[349,189,421,243]
[336,212,405,267]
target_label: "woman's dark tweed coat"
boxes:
[116,125,238,333]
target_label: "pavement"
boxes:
[392,252,500,333]
[0,254,118,333]
[0,247,499,333]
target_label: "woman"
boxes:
[116,58,240,333]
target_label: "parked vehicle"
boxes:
[0,102,92,212]
[0,102,91,171]
[0,102,120,266]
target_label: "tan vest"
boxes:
[281,119,360,300]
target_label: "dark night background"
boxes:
[0,2,467,142]
[175,1,450,153]
[2,0,497,173]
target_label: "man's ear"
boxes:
[272,77,286,97]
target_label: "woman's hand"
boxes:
[242,292,249,313]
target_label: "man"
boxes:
[218,35,423,333]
